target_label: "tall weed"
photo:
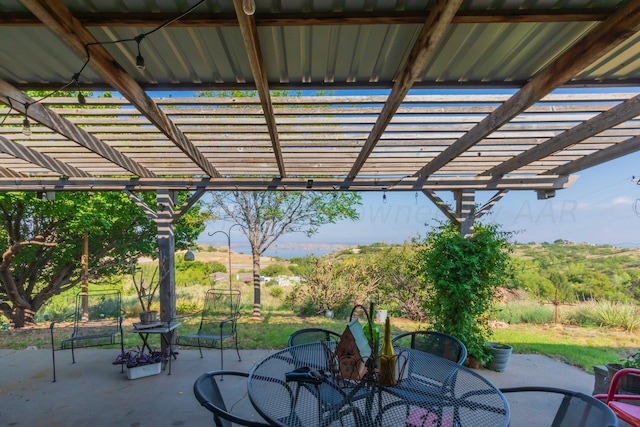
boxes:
[567,300,640,332]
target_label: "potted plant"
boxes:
[113,347,168,379]
[129,258,163,324]
[606,349,640,394]
[418,221,513,368]
[486,342,513,372]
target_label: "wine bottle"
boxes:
[378,316,395,386]
[364,303,379,367]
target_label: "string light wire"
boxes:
[1,0,206,121]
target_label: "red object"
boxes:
[594,367,640,426]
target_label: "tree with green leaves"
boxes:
[0,191,207,327]
[418,221,513,363]
[208,191,361,317]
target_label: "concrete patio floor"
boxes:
[0,347,602,427]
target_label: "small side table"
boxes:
[129,321,181,375]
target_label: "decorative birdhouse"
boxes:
[335,319,372,381]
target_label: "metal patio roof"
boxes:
[0,0,639,195]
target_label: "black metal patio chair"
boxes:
[287,327,340,347]
[392,330,467,364]
[194,370,302,427]
[49,289,124,382]
[175,288,241,371]
[501,386,618,427]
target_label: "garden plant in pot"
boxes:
[486,342,513,372]
[129,258,166,325]
[606,349,640,394]
[113,347,168,379]
[418,221,513,368]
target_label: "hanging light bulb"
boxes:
[382,191,387,204]
[136,52,145,70]
[22,117,31,136]
[135,35,146,70]
[22,103,31,136]
[74,77,86,105]
[242,0,256,15]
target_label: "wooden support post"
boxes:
[455,189,476,237]
[157,190,176,354]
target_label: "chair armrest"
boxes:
[603,368,640,403]
[170,312,201,323]
[219,317,239,327]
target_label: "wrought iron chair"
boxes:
[502,386,618,427]
[391,330,467,364]
[286,328,362,423]
[287,327,340,347]
[389,331,467,409]
[175,288,241,371]
[49,289,124,382]
[194,370,302,427]
[194,370,270,427]
[594,367,640,426]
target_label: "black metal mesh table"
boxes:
[248,342,509,427]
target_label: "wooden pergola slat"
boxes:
[232,0,286,177]
[415,1,640,178]
[18,0,221,179]
[348,0,463,178]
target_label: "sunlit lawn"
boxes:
[3,307,640,375]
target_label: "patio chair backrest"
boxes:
[392,330,467,364]
[193,370,270,427]
[50,289,124,381]
[501,386,618,427]
[198,288,241,336]
[287,328,340,347]
[67,289,122,344]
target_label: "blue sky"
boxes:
[199,150,640,259]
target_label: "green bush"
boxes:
[269,286,284,298]
[419,222,513,363]
[262,264,291,277]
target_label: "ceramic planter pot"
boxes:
[467,356,481,369]
[487,342,513,372]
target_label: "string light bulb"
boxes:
[382,190,387,204]
[22,117,31,136]
[242,0,256,15]
[72,73,86,105]
[135,35,146,70]
[22,103,31,136]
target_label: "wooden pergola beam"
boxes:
[0,175,577,192]
[415,1,640,178]
[232,0,286,177]
[18,0,220,178]
[475,190,509,219]
[173,188,207,223]
[0,166,28,178]
[0,135,91,178]
[348,0,463,178]
[484,94,640,176]
[547,135,640,176]
[0,81,156,178]
[0,9,614,27]
[422,190,458,224]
